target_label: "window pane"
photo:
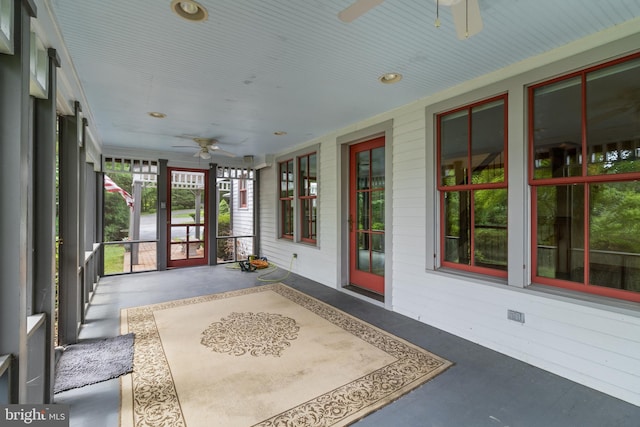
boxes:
[443,191,470,265]
[286,160,294,197]
[301,199,317,241]
[586,58,640,176]
[309,153,317,195]
[281,199,293,237]
[280,161,293,198]
[298,156,308,196]
[441,110,469,186]
[474,189,507,270]
[589,182,640,293]
[471,100,505,184]
[535,185,585,281]
[532,77,582,179]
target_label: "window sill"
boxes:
[430,267,639,317]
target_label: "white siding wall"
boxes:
[231,178,254,257]
[259,26,640,405]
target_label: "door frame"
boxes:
[338,120,393,308]
[166,167,209,268]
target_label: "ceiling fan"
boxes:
[338,0,483,40]
[173,137,236,159]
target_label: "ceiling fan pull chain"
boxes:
[435,0,441,27]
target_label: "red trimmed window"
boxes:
[298,152,317,244]
[279,159,294,239]
[529,53,640,302]
[238,176,247,208]
[438,95,508,277]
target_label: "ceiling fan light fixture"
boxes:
[379,72,403,84]
[199,150,211,160]
[170,0,208,22]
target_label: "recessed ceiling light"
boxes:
[148,112,167,118]
[379,72,403,84]
[170,0,208,22]
[274,131,287,136]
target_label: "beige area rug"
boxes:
[120,283,452,427]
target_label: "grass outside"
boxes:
[104,244,125,275]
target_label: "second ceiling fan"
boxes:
[338,0,483,40]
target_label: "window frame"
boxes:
[238,174,247,209]
[298,152,318,244]
[276,147,320,245]
[278,159,294,240]
[436,94,509,278]
[528,52,640,303]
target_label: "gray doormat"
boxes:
[54,333,135,394]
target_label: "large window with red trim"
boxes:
[529,53,640,302]
[438,95,508,277]
[279,159,294,239]
[298,152,317,244]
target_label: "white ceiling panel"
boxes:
[40,0,640,161]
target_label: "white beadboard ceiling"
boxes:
[43,0,640,162]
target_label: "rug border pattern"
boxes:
[123,284,452,427]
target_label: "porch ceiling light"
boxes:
[378,72,402,84]
[170,0,208,22]
[148,111,166,118]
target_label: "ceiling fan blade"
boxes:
[210,146,236,157]
[338,0,385,23]
[451,0,483,40]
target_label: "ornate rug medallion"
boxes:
[121,283,453,427]
[201,312,300,357]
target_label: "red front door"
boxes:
[349,137,385,294]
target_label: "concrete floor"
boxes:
[54,265,640,427]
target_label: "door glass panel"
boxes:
[371,190,384,231]
[357,192,369,231]
[357,151,370,189]
[357,232,370,272]
[371,147,385,188]
[371,233,385,276]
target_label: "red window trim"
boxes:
[528,52,640,303]
[437,94,509,278]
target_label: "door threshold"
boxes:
[343,284,384,303]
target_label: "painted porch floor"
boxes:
[54,265,640,427]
